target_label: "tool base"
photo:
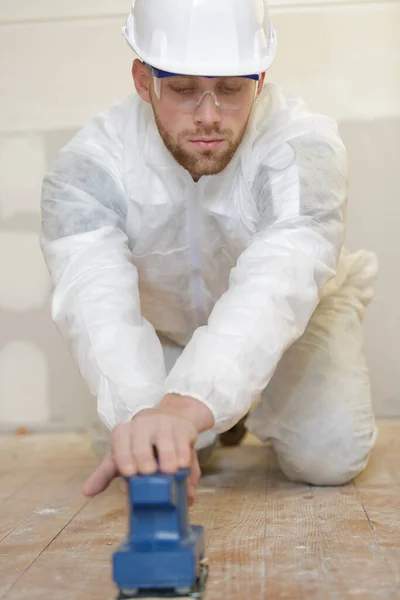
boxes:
[117,562,209,600]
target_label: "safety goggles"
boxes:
[145,64,260,112]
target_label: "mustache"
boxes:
[180,128,233,138]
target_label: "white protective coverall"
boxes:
[41,84,378,485]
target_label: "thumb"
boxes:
[82,453,118,497]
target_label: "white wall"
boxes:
[0,0,399,431]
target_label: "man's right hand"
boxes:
[82,406,202,504]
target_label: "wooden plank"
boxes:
[311,484,396,598]
[0,434,95,470]
[199,444,269,600]
[200,437,398,599]
[0,469,77,543]
[354,422,400,591]
[0,434,95,511]
[4,445,269,600]
[3,478,125,600]
[1,424,400,599]
[0,469,91,598]
[263,457,325,600]
[0,435,99,598]
[0,471,38,505]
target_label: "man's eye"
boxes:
[219,87,241,95]
[170,87,196,94]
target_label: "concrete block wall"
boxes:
[0,0,399,431]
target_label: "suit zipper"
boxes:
[187,190,205,328]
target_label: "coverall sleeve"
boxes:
[41,124,166,430]
[164,129,348,433]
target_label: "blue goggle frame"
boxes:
[144,63,260,81]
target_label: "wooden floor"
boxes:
[1,421,400,600]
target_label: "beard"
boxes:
[151,103,250,180]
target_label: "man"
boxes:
[41,0,378,505]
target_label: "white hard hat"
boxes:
[122,0,277,77]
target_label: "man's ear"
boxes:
[256,72,266,98]
[132,59,151,104]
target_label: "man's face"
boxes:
[133,62,264,181]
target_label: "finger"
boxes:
[112,423,136,477]
[82,453,118,497]
[186,451,201,508]
[131,431,158,475]
[155,432,178,474]
[188,485,196,507]
[174,436,192,469]
[188,476,197,503]
[189,449,201,487]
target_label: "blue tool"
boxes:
[113,468,208,599]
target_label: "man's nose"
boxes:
[193,92,222,126]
